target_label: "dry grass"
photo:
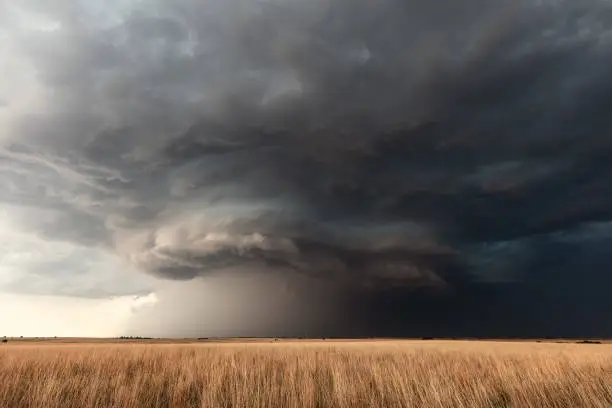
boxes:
[1,340,612,407]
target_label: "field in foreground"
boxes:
[1,340,612,407]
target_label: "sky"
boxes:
[2,0,612,338]
[0,292,157,337]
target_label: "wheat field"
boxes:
[1,339,612,407]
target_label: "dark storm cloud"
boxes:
[4,0,612,336]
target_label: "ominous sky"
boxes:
[2,0,612,338]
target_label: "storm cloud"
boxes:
[3,0,612,337]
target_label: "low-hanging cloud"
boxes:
[3,0,612,337]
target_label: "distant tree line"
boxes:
[118,336,153,340]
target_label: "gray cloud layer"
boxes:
[3,0,612,335]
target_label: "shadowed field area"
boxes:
[1,340,612,407]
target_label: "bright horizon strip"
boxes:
[0,292,158,338]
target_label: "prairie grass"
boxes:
[1,340,612,407]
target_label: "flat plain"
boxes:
[1,338,611,407]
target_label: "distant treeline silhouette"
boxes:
[118,336,153,340]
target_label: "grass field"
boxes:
[1,339,611,407]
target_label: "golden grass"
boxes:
[1,340,612,407]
